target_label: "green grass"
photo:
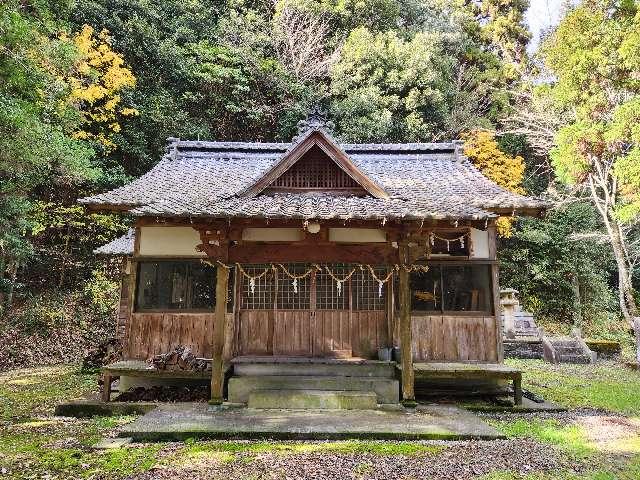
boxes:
[506,359,640,415]
[1,361,640,478]
[174,438,443,462]
[0,365,97,421]
[0,365,164,478]
[490,418,593,457]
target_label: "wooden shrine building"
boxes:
[83,114,545,406]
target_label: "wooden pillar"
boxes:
[386,267,395,345]
[398,243,415,406]
[210,264,230,404]
[488,223,504,363]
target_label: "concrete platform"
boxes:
[119,403,503,441]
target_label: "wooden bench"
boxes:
[410,362,523,405]
[101,360,211,402]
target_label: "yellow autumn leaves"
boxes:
[462,130,526,237]
[63,25,137,150]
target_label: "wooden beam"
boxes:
[398,242,415,406]
[227,243,398,264]
[210,264,230,404]
[136,215,492,232]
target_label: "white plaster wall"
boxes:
[138,226,204,256]
[470,228,490,258]
[328,228,387,243]
[242,228,304,242]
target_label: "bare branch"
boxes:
[272,6,339,82]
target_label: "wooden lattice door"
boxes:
[235,264,389,358]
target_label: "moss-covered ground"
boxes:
[0,361,639,479]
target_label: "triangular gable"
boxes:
[244,130,389,199]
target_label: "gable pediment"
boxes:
[244,130,389,198]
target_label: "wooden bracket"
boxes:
[194,226,229,261]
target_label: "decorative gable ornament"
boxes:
[244,110,389,199]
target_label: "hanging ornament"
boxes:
[454,219,458,227]
[378,280,384,298]
[336,280,342,296]
[429,232,435,246]
[249,277,256,295]
[292,278,298,294]
[460,236,465,249]
[484,218,488,229]
[446,239,450,251]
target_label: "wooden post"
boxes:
[101,373,112,402]
[488,223,504,363]
[386,267,395,345]
[513,372,523,405]
[398,243,415,406]
[210,264,230,404]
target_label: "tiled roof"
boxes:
[79,134,546,221]
[94,229,134,256]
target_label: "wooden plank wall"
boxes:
[125,312,233,360]
[411,315,498,362]
[274,311,313,355]
[237,310,387,359]
[237,310,272,355]
[351,311,387,358]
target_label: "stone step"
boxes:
[557,354,592,364]
[228,375,399,404]
[553,346,585,355]
[248,389,378,410]
[550,339,578,348]
[233,362,395,379]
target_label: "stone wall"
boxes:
[503,339,543,359]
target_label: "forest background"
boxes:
[2,0,639,369]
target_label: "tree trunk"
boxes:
[587,172,639,360]
[603,213,640,362]
[605,215,638,321]
[635,317,640,365]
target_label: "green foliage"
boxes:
[330,27,456,141]
[543,0,640,224]
[83,269,120,315]
[499,202,617,328]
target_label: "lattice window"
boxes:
[276,265,311,310]
[352,266,388,311]
[240,264,276,310]
[315,264,350,310]
[268,145,365,192]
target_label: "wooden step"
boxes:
[248,389,377,410]
[233,361,395,379]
